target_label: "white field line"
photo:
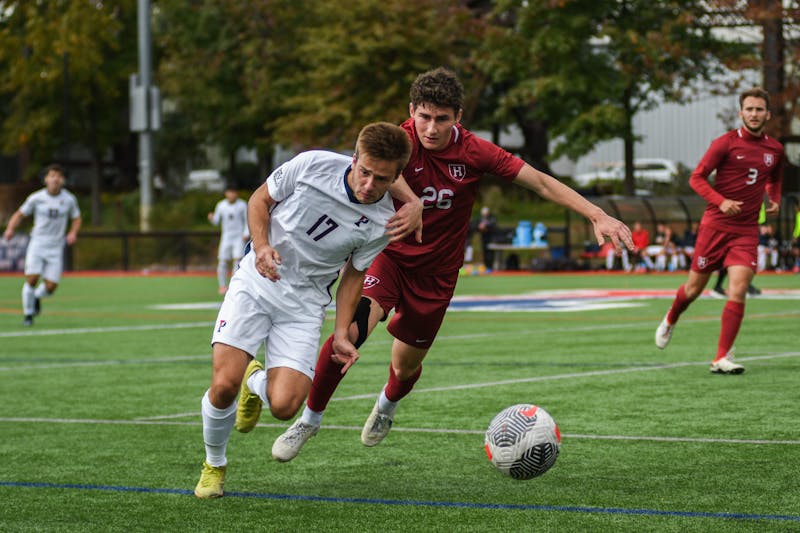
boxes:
[2,315,798,447]
[0,416,797,446]
[0,321,211,338]
[136,350,799,420]
[1,309,798,340]
[330,350,800,401]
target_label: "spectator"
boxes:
[630,221,653,271]
[472,206,498,270]
[757,224,779,272]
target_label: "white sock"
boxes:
[34,284,51,299]
[201,389,236,467]
[300,405,324,426]
[377,389,398,415]
[21,283,35,315]
[217,261,228,288]
[246,369,269,406]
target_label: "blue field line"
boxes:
[1,481,798,522]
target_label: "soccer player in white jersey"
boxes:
[3,164,82,327]
[208,185,249,294]
[194,122,420,498]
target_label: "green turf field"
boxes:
[1,272,798,532]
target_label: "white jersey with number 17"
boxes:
[241,150,394,309]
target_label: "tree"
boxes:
[155,0,268,186]
[0,0,138,224]
[478,0,749,195]
[267,0,483,151]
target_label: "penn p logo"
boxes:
[217,319,227,333]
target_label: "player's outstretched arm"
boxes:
[3,209,25,241]
[331,260,364,373]
[513,164,633,251]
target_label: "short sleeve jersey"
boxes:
[260,150,395,306]
[383,118,525,273]
[19,188,81,247]
[211,198,248,240]
[691,128,784,236]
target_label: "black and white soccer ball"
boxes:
[484,404,561,480]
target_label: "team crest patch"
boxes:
[363,275,380,289]
[697,256,707,269]
[448,164,466,182]
[764,153,774,167]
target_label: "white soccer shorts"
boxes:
[24,240,65,283]
[210,275,323,379]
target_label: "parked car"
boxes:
[185,169,225,192]
[574,158,678,185]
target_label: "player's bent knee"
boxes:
[209,382,239,408]
[268,398,305,421]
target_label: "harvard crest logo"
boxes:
[448,164,466,182]
[764,153,774,167]
[363,275,380,289]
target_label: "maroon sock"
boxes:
[667,284,691,325]
[306,336,346,412]
[715,301,744,361]
[384,364,422,402]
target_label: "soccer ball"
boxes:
[484,404,561,480]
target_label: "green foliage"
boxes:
[476,0,752,194]
[0,0,137,177]
[271,0,483,151]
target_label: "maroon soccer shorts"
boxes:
[691,224,759,273]
[362,253,458,349]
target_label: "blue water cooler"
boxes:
[513,221,532,246]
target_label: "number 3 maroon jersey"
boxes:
[384,118,525,274]
[690,127,784,236]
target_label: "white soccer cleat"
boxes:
[655,313,675,350]
[271,419,319,462]
[710,350,745,374]
[361,398,394,447]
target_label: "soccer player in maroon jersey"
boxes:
[655,87,784,374]
[264,67,633,460]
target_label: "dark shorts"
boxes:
[362,253,458,349]
[691,225,758,273]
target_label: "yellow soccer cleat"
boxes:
[234,358,264,433]
[194,461,226,498]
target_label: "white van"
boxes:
[574,158,678,185]
[185,169,225,192]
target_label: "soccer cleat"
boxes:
[234,358,264,433]
[361,398,394,447]
[33,297,41,316]
[22,315,33,327]
[271,419,319,462]
[194,461,226,498]
[654,313,675,350]
[710,355,745,374]
[709,286,727,299]
[746,284,761,296]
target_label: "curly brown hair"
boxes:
[409,67,463,113]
